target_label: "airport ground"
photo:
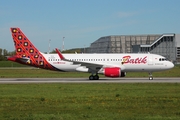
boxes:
[0,77,180,84]
[0,62,180,119]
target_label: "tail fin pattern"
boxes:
[10,28,56,70]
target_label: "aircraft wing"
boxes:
[73,60,103,71]
[55,48,109,72]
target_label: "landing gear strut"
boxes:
[89,74,99,80]
[149,72,153,80]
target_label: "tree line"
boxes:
[0,48,15,61]
[0,48,84,61]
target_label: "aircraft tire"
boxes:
[149,76,153,80]
[94,75,99,80]
[89,75,94,80]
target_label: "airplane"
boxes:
[8,28,174,80]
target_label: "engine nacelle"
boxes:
[104,67,126,77]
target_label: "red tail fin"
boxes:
[11,28,40,57]
[9,28,56,70]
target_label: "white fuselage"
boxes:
[42,53,174,73]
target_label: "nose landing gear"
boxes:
[149,72,153,80]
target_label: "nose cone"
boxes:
[168,62,174,69]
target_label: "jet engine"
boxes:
[103,67,126,77]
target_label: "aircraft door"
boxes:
[148,55,153,65]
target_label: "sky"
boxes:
[0,0,180,52]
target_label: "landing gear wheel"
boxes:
[148,72,153,80]
[94,75,99,80]
[89,75,99,80]
[89,75,94,80]
[149,76,153,80]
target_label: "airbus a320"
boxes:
[8,28,174,80]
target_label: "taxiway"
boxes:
[0,78,179,84]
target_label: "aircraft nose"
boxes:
[168,62,174,69]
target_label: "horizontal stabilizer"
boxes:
[7,55,30,64]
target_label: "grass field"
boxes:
[0,61,180,119]
[0,83,180,120]
[0,61,29,67]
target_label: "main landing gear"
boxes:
[89,74,99,80]
[149,72,153,80]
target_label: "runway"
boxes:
[0,78,179,84]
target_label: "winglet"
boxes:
[55,48,65,60]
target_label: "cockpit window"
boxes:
[159,58,167,61]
